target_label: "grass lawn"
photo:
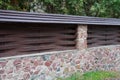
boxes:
[57,71,120,80]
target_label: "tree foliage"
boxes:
[0,0,30,11]
[0,0,120,18]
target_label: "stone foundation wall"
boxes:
[0,45,120,80]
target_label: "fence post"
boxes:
[76,25,87,50]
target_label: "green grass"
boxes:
[57,71,120,80]
[81,71,119,80]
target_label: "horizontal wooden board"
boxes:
[0,24,76,57]
[88,25,120,47]
[0,10,120,25]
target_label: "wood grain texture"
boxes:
[87,25,120,47]
[0,23,76,57]
[0,10,120,25]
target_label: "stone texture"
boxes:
[76,25,87,50]
[0,45,120,80]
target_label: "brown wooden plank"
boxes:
[88,25,120,47]
[0,23,76,57]
[19,44,55,51]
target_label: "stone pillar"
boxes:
[76,25,87,50]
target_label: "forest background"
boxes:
[0,0,120,18]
